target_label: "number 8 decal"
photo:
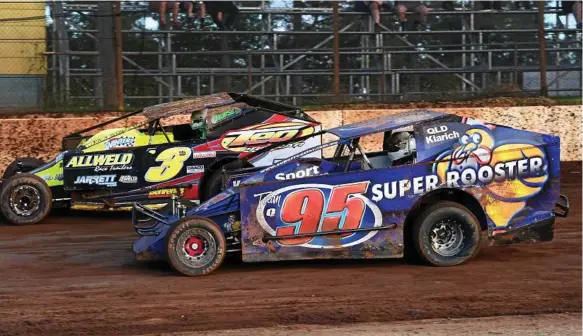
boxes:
[145,147,192,183]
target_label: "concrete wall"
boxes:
[0,2,46,109]
[0,106,580,174]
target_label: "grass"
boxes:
[552,96,582,104]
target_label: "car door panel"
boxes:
[62,150,138,191]
[239,166,422,263]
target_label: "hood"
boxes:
[189,187,241,217]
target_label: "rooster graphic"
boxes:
[433,127,548,228]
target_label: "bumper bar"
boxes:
[554,194,569,218]
[132,202,170,236]
[132,195,195,236]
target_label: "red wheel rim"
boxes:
[184,236,205,257]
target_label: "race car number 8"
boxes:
[145,147,192,183]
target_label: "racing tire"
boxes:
[412,201,481,267]
[200,169,224,202]
[165,216,226,276]
[2,157,45,179]
[0,173,52,225]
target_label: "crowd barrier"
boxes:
[0,105,580,174]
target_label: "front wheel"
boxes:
[0,173,52,225]
[165,216,226,276]
[413,201,481,267]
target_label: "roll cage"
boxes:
[62,92,317,151]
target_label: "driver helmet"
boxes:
[190,108,208,131]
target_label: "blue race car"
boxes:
[132,110,569,276]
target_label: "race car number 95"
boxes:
[276,182,368,245]
[145,147,192,183]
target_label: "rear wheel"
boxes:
[412,201,481,267]
[165,216,226,276]
[200,170,223,202]
[0,173,52,225]
[200,160,251,202]
[2,158,45,179]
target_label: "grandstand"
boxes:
[0,1,581,110]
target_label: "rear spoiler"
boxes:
[229,93,317,123]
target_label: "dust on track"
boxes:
[0,162,580,336]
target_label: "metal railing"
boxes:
[17,1,583,110]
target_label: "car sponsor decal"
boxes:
[104,136,135,150]
[66,153,134,172]
[74,174,117,187]
[210,107,240,124]
[221,122,317,152]
[145,147,192,183]
[367,155,545,202]
[255,181,382,248]
[223,214,241,232]
[275,166,320,181]
[148,188,185,198]
[42,173,63,181]
[432,127,549,228]
[424,125,460,145]
[192,151,216,159]
[119,175,138,183]
[186,165,205,174]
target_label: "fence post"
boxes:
[537,1,548,97]
[247,52,253,93]
[332,1,340,104]
[97,1,119,110]
[115,0,124,110]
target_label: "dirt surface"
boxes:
[0,162,581,336]
[189,313,582,335]
[0,96,579,118]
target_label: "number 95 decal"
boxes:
[255,182,383,248]
[145,147,192,183]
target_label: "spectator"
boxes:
[179,1,197,28]
[149,1,179,29]
[479,1,503,11]
[513,1,533,10]
[395,1,430,31]
[354,1,387,25]
[201,1,239,31]
[561,1,582,29]
[441,1,455,11]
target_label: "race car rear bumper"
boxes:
[490,194,569,246]
[554,194,569,218]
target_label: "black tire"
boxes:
[2,158,45,179]
[165,216,226,276]
[200,169,224,202]
[412,201,481,267]
[0,173,52,225]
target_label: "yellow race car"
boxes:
[0,93,321,225]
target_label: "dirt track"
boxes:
[0,162,581,336]
[193,313,582,335]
